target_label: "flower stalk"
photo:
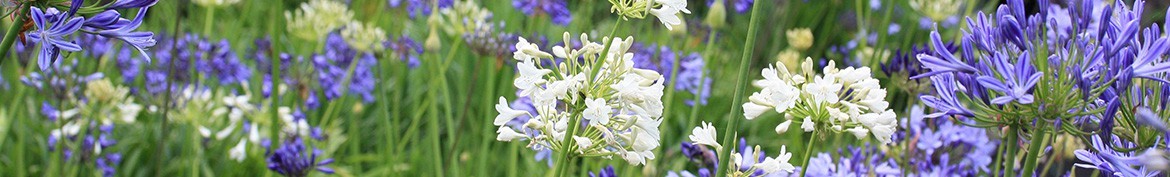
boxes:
[0,4,29,65]
[714,1,764,177]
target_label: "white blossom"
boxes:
[229,139,247,162]
[689,122,722,149]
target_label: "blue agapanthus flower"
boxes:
[898,106,997,176]
[87,7,158,62]
[385,35,424,68]
[313,33,379,103]
[27,7,85,71]
[1074,135,1161,177]
[589,165,617,177]
[265,137,335,177]
[512,0,572,26]
[388,0,453,19]
[803,145,900,177]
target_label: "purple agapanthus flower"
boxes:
[265,137,335,177]
[803,144,900,177]
[87,7,158,63]
[512,0,572,26]
[385,35,424,69]
[389,0,453,19]
[313,33,379,103]
[196,39,252,85]
[589,165,617,177]
[26,7,85,71]
[1074,135,1161,177]
[912,31,977,79]
[976,51,1042,105]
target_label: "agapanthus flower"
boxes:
[313,33,379,103]
[340,21,387,52]
[679,137,796,177]
[880,43,955,94]
[265,137,335,177]
[589,165,617,177]
[803,144,900,177]
[896,106,997,175]
[86,7,158,61]
[385,35,424,68]
[1075,135,1161,177]
[743,58,898,144]
[494,33,664,166]
[196,39,252,85]
[286,0,354,41]
[26,7,85,71]
[512,0,572,26]
[388,0,453,19]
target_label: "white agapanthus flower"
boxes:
[742,57,898,144]
[340,21,388,52]
[494,32,665,166]
[285,0,354,41]
[689,121,721,149]
[229,139,247,162]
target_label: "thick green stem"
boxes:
[1021,123,1049,177]
[1004,127,1019,177]
[0,4,29,67]
[798,131,818,177]
[714,1,765,177]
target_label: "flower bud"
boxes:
[705,0,727,29]
[424,28,441,51]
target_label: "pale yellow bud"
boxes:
[786,28,814,51]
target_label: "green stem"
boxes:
[1004,127,1019,177]
[1021,123,1049,177]
[204,7,215,36]
[0,4,28,68]
[991,133,1005,177]
[797,131,818,177]
[686,30,718,131]
[714,1,765,177]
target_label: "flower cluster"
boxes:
[286,0,354,41]
[743,58,898,144]
[891,106,997,175]
[495,33,666,165]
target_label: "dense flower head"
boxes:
[743,58,898,144]
[463,24,516,59]
[286,0,354,41]
[438,0,496,35]
[893,106,997,176]
[313,33,379,103]
[196,39,252,85]
[339,22,387,53]
[909,0,961,29]
[916,0,1170,135]
[494,32,665,166]
[265,137,335,177]
[512,0,572,26]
